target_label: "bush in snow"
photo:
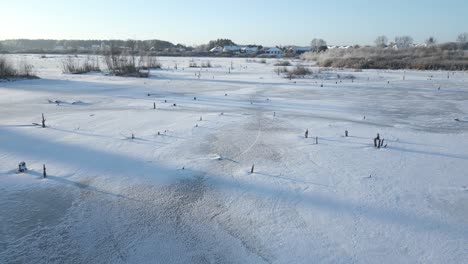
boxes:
[274,66,288,76]
[284,65,311,79]
[291,65,311,76]
[201,61,212,68]
[0,56,17,78]
[138,54,162,70]
[0,56,37,79]
[62,56,100,74]
[104,47,148,77]
[274,60,291,66]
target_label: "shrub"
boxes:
[274,60,291,66]
[104,49,147,77]
[0,56,37,79]
[291,65,311,76]
[201,61,212,68]
[62,56,100,74]
[17,58,35,77]
[283,65,311,79]
[139,54,161,70]
[0,56,17,78]
[274,66,289,76]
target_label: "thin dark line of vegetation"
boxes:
[302,45,468,71]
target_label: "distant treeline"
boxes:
[302,43,468,71]
[0,39,183,53]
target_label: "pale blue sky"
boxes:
[1,0,467,46]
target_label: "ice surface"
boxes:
[0,55,467,263]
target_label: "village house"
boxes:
[209,46,223,53]
[262,47,284,57]
[287,46,311,54]
[222,45,241,53]
[241,46,259,54]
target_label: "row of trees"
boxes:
[375,33,468,48]
[207,39,237,50]
[374,36,415,48]
[0,39,186,52]
[309,33,468,53]
[3,34,468,54]
[0,38,243,54]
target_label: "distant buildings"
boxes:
[262,47,283,57]
[210,45,261,55]
[223,45,241,53]
[209,45,287,57]
[241,46,259,54]
[49,40,400,57]
[209,45,286,57]
[209,46,223,53]
[286,46,311,54]
[52,42,110,52]
[327,45,352,50]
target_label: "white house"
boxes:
[263,47,284,57]
[223,45,241,53]
[287,46,311,54]
[241,46,259,54]
[210,46,223,53]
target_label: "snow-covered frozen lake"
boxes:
[1,54,467,263]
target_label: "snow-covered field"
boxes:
[1,54,467,263]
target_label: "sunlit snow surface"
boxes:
[1,54,467,263]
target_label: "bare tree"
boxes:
[457,32,468,43]
[126,39,137,52]
[104,46,146,77]
[18,58,35,77]
[1,56,36,79]
[375,35,388,48]
[425,36,437,46]
[311,38,327,52]
[138,53,161,69]
[395,36,414,49]
[62,56,100,74]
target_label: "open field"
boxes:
[1,55,467,263]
